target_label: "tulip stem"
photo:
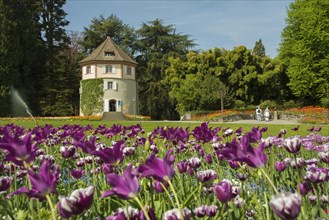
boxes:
[23,161,35,219]
[160,182,176,208]
[133,196,150,220]
[260,168,278,194]
[46,195,56,220]
[167,179,183,219]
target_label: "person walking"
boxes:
[256,106,262,121]
[264,107,270,122]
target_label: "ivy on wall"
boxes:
[80,79,103,116]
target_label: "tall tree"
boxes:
[135,19,195,119]
[252,39,266,57]
[38,0,71,115]
[81,14,137,57]
[0,0,43,116]
[39,31,83,116]
[279,0,329,104]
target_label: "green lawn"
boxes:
[0,119,327,137]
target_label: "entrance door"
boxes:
[109,99,116,112]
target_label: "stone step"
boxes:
[101,112,126,121]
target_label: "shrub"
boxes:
[233,100,246,109]
[320,97,329,108]
[260,100,277,110]
[282,100,303,109]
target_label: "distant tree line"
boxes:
[0,0,328,119]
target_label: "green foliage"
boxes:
[233,100,246,109]
[252,39,266,57]
[81,14,136,57]
[39,33,82,116]
[169,74,201,114]
[0,0,44,116]
[135,19,196,119]
[166,46,291,111]
[320,97,329,108]
[80,79,104,116]
[282,100,303,109]
[259,100,277,110]
[279,0,329,103]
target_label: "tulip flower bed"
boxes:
[0,122,328,219]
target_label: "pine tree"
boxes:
[252,39,266,57]
[0,0,43,116]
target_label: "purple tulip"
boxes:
[102,163,114,174]
[164,207,191,220]
[187,157,202,169]
[305,169,327,183]
[102,162,139,199]
[298,181,311,195]
[7,160,59,199]
[235,127,243,136]
[75,135,97,154]
[57,186,95,219]
[0,132,38,166]
[223,128,234,138]
[177,160,188,173]
[315,126,322,132]
[139,148,176,182]
[70,169,85,179]
[205,154,213,164]
[139,205,157,220]
[291,125,299,131]
[233,196,244,208]
[319,151,329,163]
[194,205,207,218]
[193,122,221,143]
[194,205,218,218]
[197,170,217,182]
[270,193,301,220]
[321,195,328,203]
[228,160,240,169]
[283,137,301,154]
[60,145,76,158]
[107,206,139,220]
[275,161,287,172]
[237,173,248,181]
[152,180,167,193]
[220,137,268,168]
[92,140,124,166]
[308,195,317,203]
[0,176,12,192]
[214,180,234,203]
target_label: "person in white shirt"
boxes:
[256,106,262,121]
[264,107,270,122]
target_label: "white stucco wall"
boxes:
[103,79,137,115]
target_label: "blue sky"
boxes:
[64,0,294,58]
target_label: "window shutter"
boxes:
[82,66,86,75]
[104,99,109,112]
[113,81,117,90]
[91,65,95,74]
[112,66,116,73]
[103,66,106,74]
[103,80,107,90]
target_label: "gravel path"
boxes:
[227,119,299,125]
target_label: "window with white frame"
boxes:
[87,66,91,74]
[105,65,113,73]
[107,81,113,90]
[104,80,117,91]
[125,66,132,75]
